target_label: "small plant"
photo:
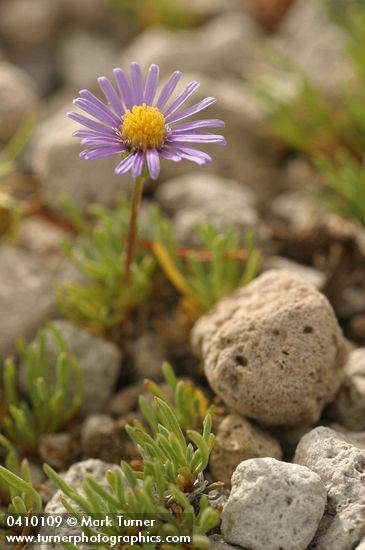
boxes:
[315,152,365,227]
[0,437,42,539]
[43,387,218,549]
[150,208,261,317]
[57,196,156,331]
[144,361,214,432]
[68,62,225,283]
[257,0,365,227]
[2,324,83,453]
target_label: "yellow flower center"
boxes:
[121,103,165,150]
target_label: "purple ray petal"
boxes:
[132,151,144,178]
[171,119,225,132]
[166,97,216,124]
[78,90,121,126]
[163,80,200,118]
[146,148,161,179]
[73,129,117,139]
[173,145,212,165]
[144,64,160,106]
[156,71,182,110]
[130,62,144,106]
[168,133,227,145]
[74,98,119,128]
[98,76,124,117]
[67,112,116,136]
[80,136,122,146]
[158,148,182,162]
[113,68,134,111]
[80,146,126,160]
[115,152,135,175]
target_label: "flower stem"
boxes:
[125,175,145,283]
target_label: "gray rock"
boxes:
[80,414,137,462]
[0,61,39,144]
[192,270,348,426]
[38,432,74,469]
[41,459,114,549]
[19,320,122,415]
[157,73,285,201]
[330,349,365,431]
[355,539,365,550]
[207,534,241,550]
[57,30,117,89]
[119,11,262,79]
[294,427,365,550]
[221,457,326,550]
[273,0,355,93]
[262,256,325,289]
[0,247,57,363]
[156,173,259,243]
[133,331,166,381]
[329,423,365,450]
[210,413,282,485]
[270,191,324,230]
[28,106,130,211]
[0,0,62,48]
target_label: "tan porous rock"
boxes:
[210,414,282,484]
[192,270,348,426]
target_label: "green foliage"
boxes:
[110,0,194,30]
[150,207,261,317]
[57,197,156,331]
[315,152,365,226]
[144,361,213,432]
[0,437,42,536]
[257,0,365,227]
[43,388,218,549]
[2,324,83,452]
[127,397,215,492]
[45,459,217,550]
[0,113,35,182]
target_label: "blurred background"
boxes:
[1,0,365,355]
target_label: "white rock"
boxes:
[41,459,114,549]
[295,427,365,550]
[0,62,39,144]
[221,457,326,550]
[28,106,130,210]
[192,270,348,426]
[330,349,365,431]
[262,256,325,289]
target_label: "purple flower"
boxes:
[67,62,226,180]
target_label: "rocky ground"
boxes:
[1,1,365,549]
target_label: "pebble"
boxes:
[155,172,259,243]
[192,270,348,426]
[28,106,130,211]
[0,0,62,48]
[80,414,138,463]
[19,320,123,416]
[119,11,263,79]
[133,331,167,382]
[273,0,355,93]
[262,255,325,289]
[0,61,39,144]
[209,413,282,484]
[38,432,75,469]
[41,459,114,550]
[57,30,117,89]
[294,427,365,550]
[0,247,57,363]
[221,457,326,550]
[330,348,365,431]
